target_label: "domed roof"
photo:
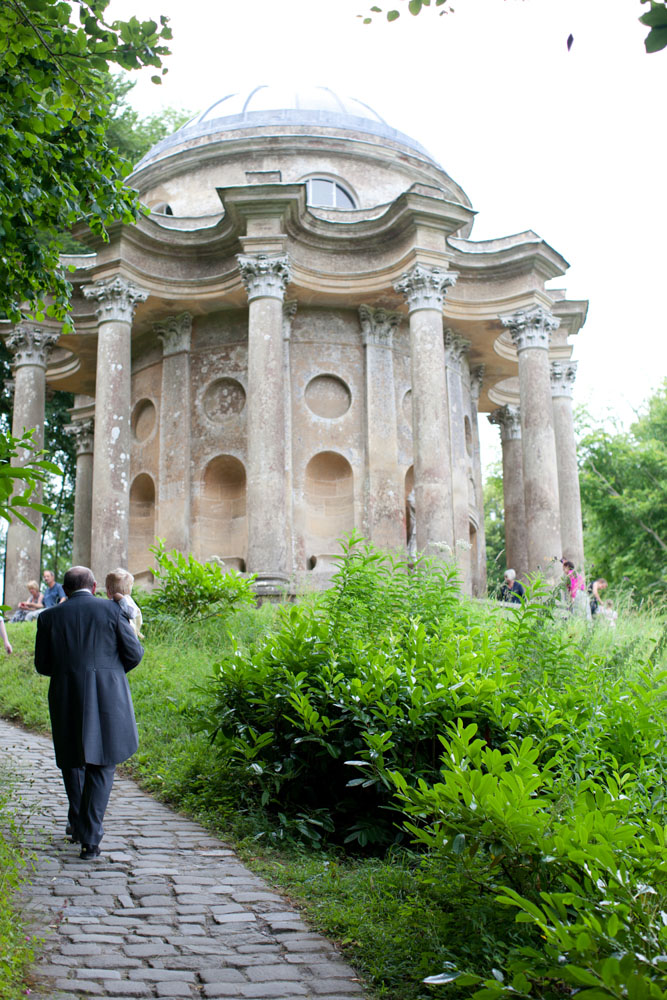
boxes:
[134,84,439,171]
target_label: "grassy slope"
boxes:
[1,602,665,1000]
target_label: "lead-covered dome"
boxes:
[135,84,438,171]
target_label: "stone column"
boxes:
[444,330,471,590]
[550,361,585,570]
[83,276,148,582]
[237,253,291,595]
[470,366,487,595]
[488,405,528,579]
[3,324,59,607]
[155,313,192,554]
[359,305,405,551]
[500,307,562,581]
[66,418,95,568]
[394,264,457,559]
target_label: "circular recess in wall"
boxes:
[464,415,473,457]
[203,378,246,421]
[131,399,156,442]
[402,389,412,424]
[305,374,351,419]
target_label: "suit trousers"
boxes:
[61,764,116,846]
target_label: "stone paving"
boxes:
[0,719,366,1000]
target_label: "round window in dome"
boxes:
[305,177,356,210]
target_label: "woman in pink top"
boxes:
[562,560,588,617]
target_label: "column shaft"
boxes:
[502,308,562,582]
[360,307,404,551]
[3,325,58,608]
[445,332,471,590]
[489,406,528,579]
[246,296,287,577]
[156,314,192,553]
[394,265,457,559]
[551,362,585,569]
[470,366,487,596]
[83,277,148,582]
[68,415,95,568]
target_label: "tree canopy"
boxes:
[361,0,667,54]
[578,382,667,599]
[0,0,172,326]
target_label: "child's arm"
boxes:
[0,618,12,655]
[115,595,138,620]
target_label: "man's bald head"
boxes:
[63,566,96,596]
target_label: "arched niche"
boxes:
[200,455,247,565]
[304,451,354,565]
[129,473,156,575]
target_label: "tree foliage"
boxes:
[0,0,172,325]
[362,0,667,54]
[483,463,505,594]
[578,382,667,599]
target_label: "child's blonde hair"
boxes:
[105,568,134,597]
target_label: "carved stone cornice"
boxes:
[488,404,522,442]
[550,360,578,398]
[155,312,192,356]
[358,305,401,348]
[283,300,298,341]
[443,329,470,372]
[66,418,95,456]
[500,306,560,352]
[6,324,59,369]
[237,253,291,302]
[82,275,149,324]
[470,365,485,405]
[393,264,458,313]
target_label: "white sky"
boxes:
[108,0,667,470]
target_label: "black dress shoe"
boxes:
[80,844,101,860]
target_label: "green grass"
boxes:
[1,595,666,1000]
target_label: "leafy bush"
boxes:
[0,769,40,999]
[140,540,256,632]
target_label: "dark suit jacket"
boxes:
[35,590,144,769]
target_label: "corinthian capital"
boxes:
[237,253,291,302]
[443,329,470,371]
[470,365,485,405]
[500,306,560,352]
[66,418,95,456]
[550,360,578,398]
[488,404,522,442]
[6,324,59,369]
[393,264,457,313]
[83,275,149,324]
[359,305,401,347]
[155,312,192,356]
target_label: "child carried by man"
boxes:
[105,568,144,639]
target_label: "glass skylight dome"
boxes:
[135,84,438,171]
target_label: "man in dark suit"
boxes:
[35,565,144,860]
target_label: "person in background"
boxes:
[105,568,143,639]
[601,599,618,627]
[0,617,12,655]
[589,577,608,617]
[11,579,43,622]
[25,570,66,621]
[500,569,525,604]
[562,559,588,617]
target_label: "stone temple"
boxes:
[2,84,587,604]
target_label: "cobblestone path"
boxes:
[0,719,366,1000]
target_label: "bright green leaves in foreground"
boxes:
[0,0,172,324]
[197,535,667,997]
[641,1,667,52]
[0,428,62,527]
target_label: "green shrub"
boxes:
[140,540,256,634]
[0,769,41,999]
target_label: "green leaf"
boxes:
[645,25,667,51]
[387,9,400,20]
